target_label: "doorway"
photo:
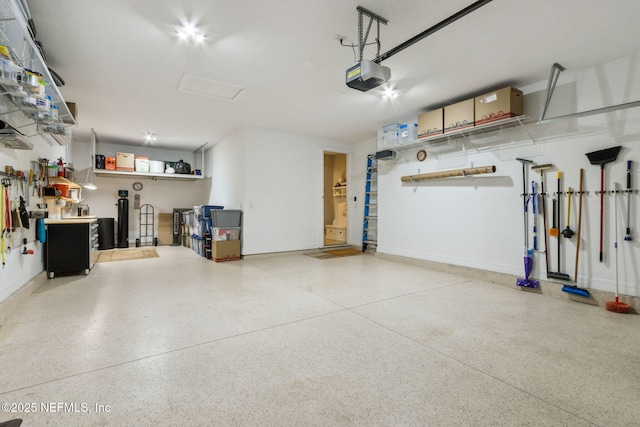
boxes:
[323,151,348,246]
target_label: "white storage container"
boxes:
[149,160,165,173]
[382,123,400,148]
[399,121,418,144]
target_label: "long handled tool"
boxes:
[563,169,590,297]
[586,145,622,262]
[624,160,633,241]
[516,158,539,288]
[548,171,571,281]
[561,187,575,238]
[532,164,553,276]
[605,183,630,313]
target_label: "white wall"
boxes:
[241,128,352,254]
[377,53,640,297]
[208,129,244,209]
[0,130,67,303]
[72,139,206,244]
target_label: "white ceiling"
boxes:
[27,0,640,150]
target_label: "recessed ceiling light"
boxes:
[145,133,157,143]
[176,22,206,44]
[382,87,398,99]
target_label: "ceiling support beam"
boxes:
[373,0,494,64]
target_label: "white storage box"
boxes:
[135,157,150,172]
[149,160,165,173]
[381,123,399,148]
[398,121,418,144]
[212,227,241,241]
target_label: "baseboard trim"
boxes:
[376,253,638,313]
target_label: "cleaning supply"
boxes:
[605,183,630,313]
[532,164,553,276]
[561,187,574,238]
[586,145,622,262]
[563,169,590,298]
[516,158,539,288]
[624,160,633,241]
[548,172,571,281]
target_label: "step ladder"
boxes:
[363,154,378,252]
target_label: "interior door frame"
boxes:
[321,148,350,248]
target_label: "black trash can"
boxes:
[98,218,115,250]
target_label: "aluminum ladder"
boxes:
[363,154,378,251]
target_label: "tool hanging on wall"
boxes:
[548,171,571,281]
[605,183,630,313]
[516,158,539,288]
[532,164,553,276]
[1,179,7,267]
[531,180,538,250]
[549,199,559,237]
[624,160,633,241]
[586,145,622,262]
[561,187,575,238]
[563,168,590,297]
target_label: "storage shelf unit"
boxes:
[90,130,206,181]
[93,169,203,181]
[0,0,76,127]
[388,115,536,158]
[43,176,83,203]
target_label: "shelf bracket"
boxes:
[539,63,565,122]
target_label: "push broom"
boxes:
[563,168,590,298]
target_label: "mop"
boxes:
[516,158,539,288]
[605,183,630,313]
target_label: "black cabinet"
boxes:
[45,220,99,278]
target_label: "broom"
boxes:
[605,183,630,313]
[562,169,590,298]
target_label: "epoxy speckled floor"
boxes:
[1,246,639,426]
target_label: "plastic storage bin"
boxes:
[211,209,242,227]
[399,121,418,144]
[381,123,400,148]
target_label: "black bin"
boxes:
[98,218,115,250]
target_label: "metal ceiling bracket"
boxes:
[356,6,388,62]
[539,63,566,122]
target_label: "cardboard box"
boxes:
[212,240,241,262]
[65,102,78,121]
[105,157,116,170]
[444,99,474,133]
[135,157,150,172]
[417,108,444,138]
[158,213,173,245]
[116,152,135,171]
[475,86,523,126]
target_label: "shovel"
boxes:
[586,146,622,262]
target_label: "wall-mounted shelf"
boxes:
[394,116,533,151]
[332,186,347,197]
[93,169,203,181]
